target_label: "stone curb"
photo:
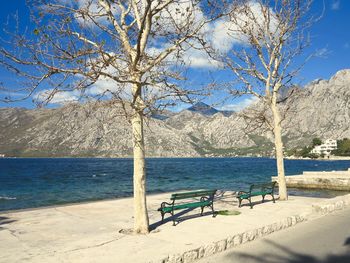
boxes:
[311,193,350,216]
[152,193,350,263]
[152,214,307,263]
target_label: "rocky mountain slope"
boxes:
[283,69,350,147]
[0,104,198,157]
[1,69,349,157]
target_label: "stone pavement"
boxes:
[1,191,350,263]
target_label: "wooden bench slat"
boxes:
[170,190,216,200]
[160,200,211,213]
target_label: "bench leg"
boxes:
[211,203,215,217]
[200,206,204,216]
[171,210,176,226]
[249,197,253,209]
[238,198,242,208]
[161,212,165,224]
[271,194,275,203]
[262,195,265,203]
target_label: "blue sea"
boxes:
[1,157,350,212]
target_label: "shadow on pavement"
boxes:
[225,239,350,263]
[150,208,215,230]
[0,216,17,231]
[0,216,16,226]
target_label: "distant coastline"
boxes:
[286,156,350,161]
[1,155,350,160]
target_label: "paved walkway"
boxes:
[1,191,349,263]
[197,207,350,263]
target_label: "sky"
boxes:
[0,0,349,111]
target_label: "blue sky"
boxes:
[302,0,350,83]
[0,0,349,110]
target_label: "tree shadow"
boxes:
[214,190,237,204]
[0,216,16,231]
[225,239,350,263]
[344,237,350,246]
[0,216,16,225]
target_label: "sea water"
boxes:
[1,157,350,211]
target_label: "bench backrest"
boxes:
[249,181,277,192]
[170,190,217,200]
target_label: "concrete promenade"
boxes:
[1,191,350,263]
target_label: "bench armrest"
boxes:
[158,201,173,211]
[200,196,213,202]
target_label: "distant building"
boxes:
[311,139,337,155]
[0,154,5,157]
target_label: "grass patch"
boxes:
[216,210,241,216]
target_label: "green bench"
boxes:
[158,189,217,226]
[236,181,277,209]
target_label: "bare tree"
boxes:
[211,0,314,200]
[0,0,222,233]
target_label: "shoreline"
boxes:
[286,156,350,161]
[0,156,271,159]
[2,155,350,160]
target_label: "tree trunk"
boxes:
[271,96,288,201]
[131,108,149,234]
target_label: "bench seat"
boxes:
[239,191,270,199]
[160,200,211,213]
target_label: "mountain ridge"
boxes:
[1,69,350,157]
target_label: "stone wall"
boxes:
[272,168,350,191]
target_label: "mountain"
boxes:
[0,104,198,157]
[1,69,350,157]
[282,69,350,148]
[187,102,234,116]
[187,102,219,116]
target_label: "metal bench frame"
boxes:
[236,181,277,209]
[158,189,217,226]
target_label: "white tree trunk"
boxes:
[271,97,288,200]
[131,109,150,234]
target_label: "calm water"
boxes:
[1,157,350,211]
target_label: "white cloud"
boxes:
[220,97,259,112]
[87,77,124,97]
[211,19,243,53]
[33,1,282,106]
[35,89,80,105]
[210,1,279,54]
[54,1,278,70]
[331,0,340,10]
[181,48,223,69]
[147,44,221,69]
[54,0,118,27]
[315,47,332,58]
[151,0,207,35]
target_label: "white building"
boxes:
[311,139,337,155]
